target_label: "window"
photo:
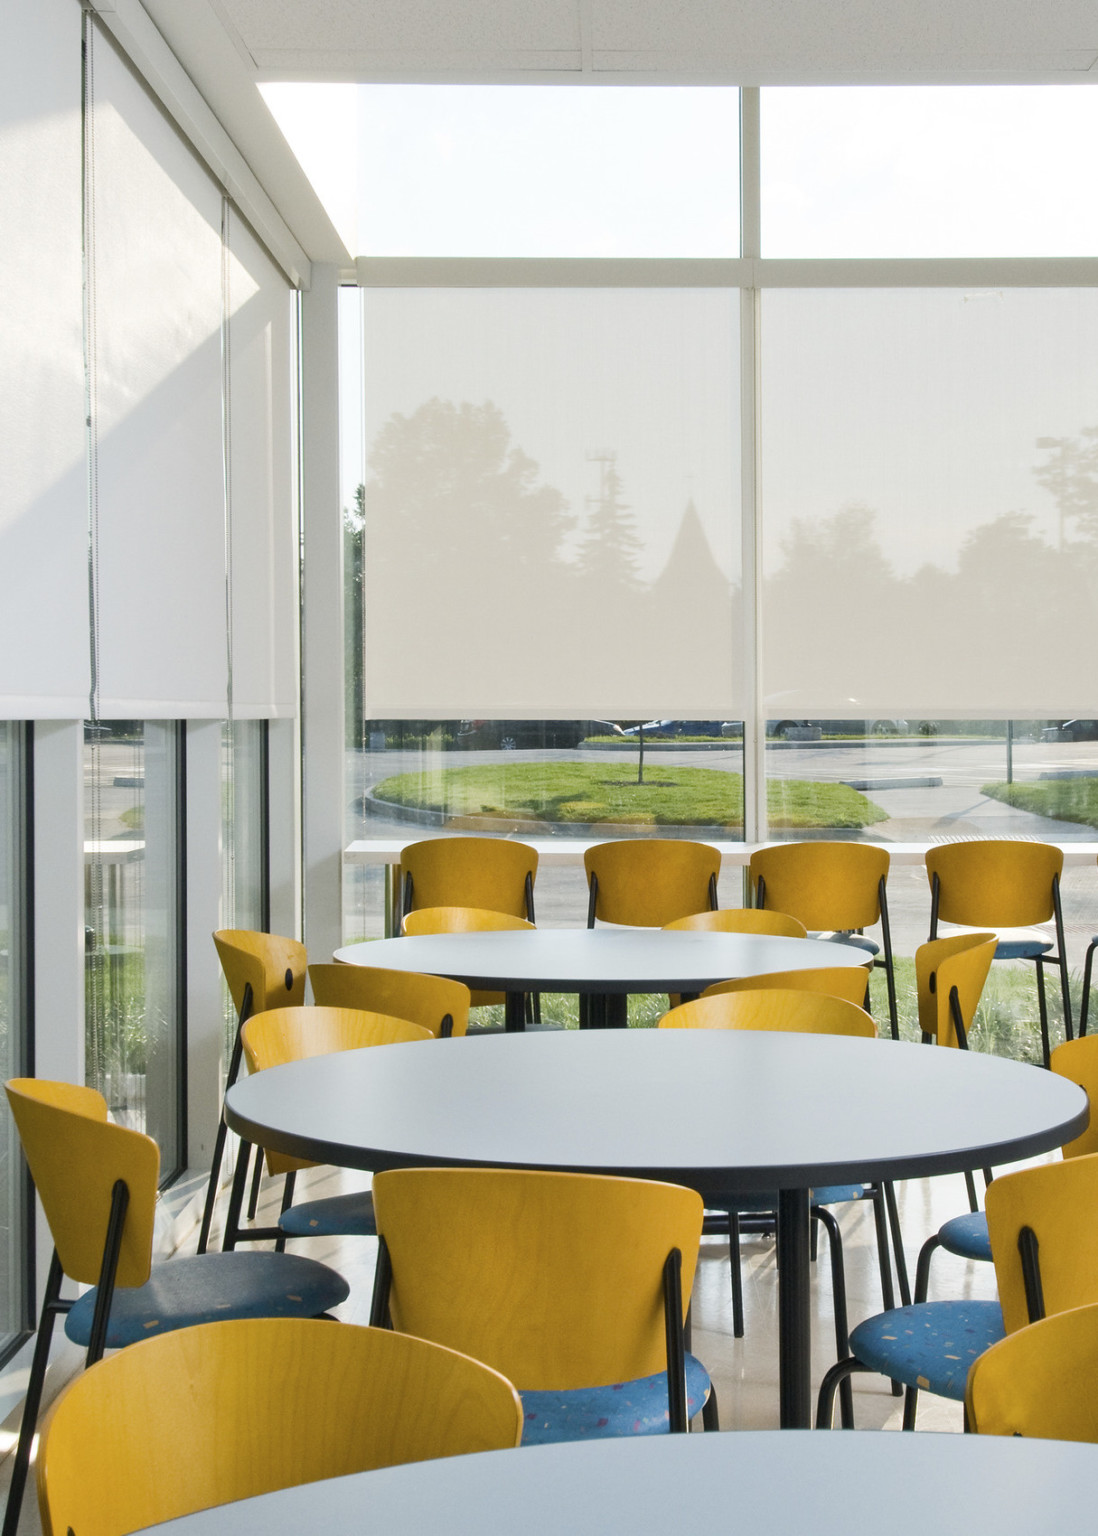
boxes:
[0,724,31,1356]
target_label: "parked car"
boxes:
[1042,719,1098,742]
[767,718,908,738]
[620,720,725,738]
[455,720,623,750]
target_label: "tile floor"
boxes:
[1,1148,1017,1533]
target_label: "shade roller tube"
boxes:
[225,209,298,719]
[88,23,228,720]
[0,0,88,718]
[760,287,1098,720]
[359,289,743,721]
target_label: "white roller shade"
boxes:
[88,26,228,719]
[225,210,297,718]
[360,288,742,721]
[0,0,88,718]
[760,288,1098,719]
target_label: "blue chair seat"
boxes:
[937,1210,992,1263]
[279,1190,376,1237]
[815,931,880,958]
[994,934,1053,960]
[519,1353,712,1445]
[65,1251,349,1349]
[849,1300,1004,1401]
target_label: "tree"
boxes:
[1034,426,1098,548]
[574,449,644,595]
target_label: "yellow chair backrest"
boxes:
[401,906,534,936]
[241,1007,431,1175]
[660,988,876,1037]
[36,1317,524,1536]
[1050,1035,1098,1160]
[5,1079,158,1290]
[966,1301,1098,1442]
[584,839,721,927]
[371,1168,702,1391]
[915,932,997,1047]
[701,966,870,1008]
[985,1153,1098,1336]
[663,909,808,939]
[925,839,1063,927]
[399,837,537,920]
[749,842,889,931]
[308,962,471,1038]
[213,929,306,1017]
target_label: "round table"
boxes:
[224,1029,1086,1428]
[333,928,870,1028]
[140,1430,1098,1534]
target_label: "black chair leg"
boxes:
[3,1254,68,1536]
[914,1232,942,1304]
[883,1182,910,1307]
[246,1141,265,1219]
[813,1206,854,1429]
[1035,960,1052,1070]
[964,1170,980,1213]
[871,1187,896,1312]
[902,1384,920,1431]
[701,1384,720,1431]
[728,1209,745,1339]
[816,1358,873,1429]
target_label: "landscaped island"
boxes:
[370,762,887,830]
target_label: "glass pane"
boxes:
[262,84,740,257]
[762,87,1098,258]
[343,722,747,952]
[84,721,183,1175]
[759,288,1098,722]
[0,724,29,1350]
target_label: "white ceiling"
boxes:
[139,0,1098,269]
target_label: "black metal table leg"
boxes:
[777,1186,812,1429]
[504,991,526,1031]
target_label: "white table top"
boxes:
[224,1029,1086,1197]
[140,1430,1098,1534]
[332,928,869,995]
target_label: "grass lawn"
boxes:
[371,762,887,830]
[982,777,1098,831]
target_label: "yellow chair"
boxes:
[309,961,471,1038]
[916,932,998,1050]
[659,990,895,1416]
[701,966,872,1009]
[925,839,1071,1068]
[664,908,808,938]
[749,841,898,1038]
[966,1300,1098,1441]
[199,930,308,1254]
[397,836,538,926]
[584,839,721,928]
[37,1317,524,1536]
[370,1167,717,1442]
[817,1134,1098,1431]
[1,1080,349,1536]
[227,1006,431,1248]
[401,905,534,1014]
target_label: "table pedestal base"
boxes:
[777,1187,811,1429]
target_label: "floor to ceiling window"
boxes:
[0,724,31,1359]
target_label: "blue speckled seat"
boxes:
[846,1300,1005,1401]
[278,1189,376,1238]
[65,1251,349,1349]
[937,1211,992,1262]
[520,1353,712,1445]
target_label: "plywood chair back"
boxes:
[371,1167,702,1390]
[966,1301,1098,1442]
[985,1152,1098,1336]
[1050,1034,1098,1160]
[925,839,1063,928]
[398,837,537,924]
[5,1079,157,1288]
[584,839,721,928]
[36,1318,523,1536]
[664,908,807,938]
[241,1006,431,1175]
[749,842,889,931]
[309,961,471,1038]
[701,966,871,1008]
[400,906,533,1007]
[660,988,876,1037]
[915,932,997,1048]
[213,929,306,1018]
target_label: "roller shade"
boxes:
[88,25,228,719]
[0,0,88,717]
[360,288,742,721]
